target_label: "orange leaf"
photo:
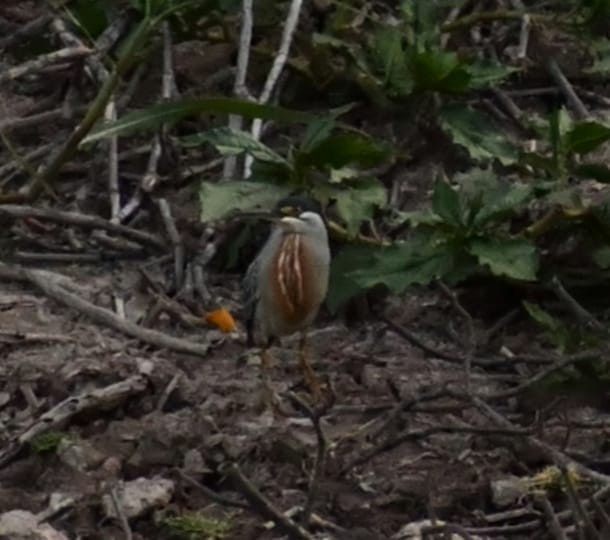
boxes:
[205,308,237,333]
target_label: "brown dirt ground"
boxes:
[1,258,609,539]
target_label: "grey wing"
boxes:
[242,256,260,346]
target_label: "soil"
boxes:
[1,3,610,540]
[1,257,609,539]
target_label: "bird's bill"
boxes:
[278,216,301,227]
[232,203,303,222]
[232,210,277,221]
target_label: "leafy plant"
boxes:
[440,104,519,166]
[29,431,66,454]
[191,118,389,233]
[328,168,537,310]
[163,513,232,540]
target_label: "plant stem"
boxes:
[0,18,153,204]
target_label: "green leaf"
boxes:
[334,178,387,235]
[410,49,471,94]
[432,177,463,228]
[298,133,389,169]
[300,118,335,153]
[179,127,288,165]
[458,168,527,227]
[394,208,443,227]
[66,0,109,39]
[586,38,610,74]
[520,151,557,176]
[199,181,292,222]
[327,244,381,313]
[329,167,360,183]
[573,163,610,183]
[459,170,533,226]
[297,106,357,154]
[469,237,538,280]
[566,121,610,154]
[345,236,455,293]
[82,98,312,144]
[465,60,519,89]
[523,301,571,351]
[592,246,610,268]
[372,26,413,95]
[523,301,563,332]
[440,104,518,165]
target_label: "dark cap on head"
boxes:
[274,196,323,217]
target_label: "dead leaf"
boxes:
[205,308,237,333]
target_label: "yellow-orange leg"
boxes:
[299,333,322,401]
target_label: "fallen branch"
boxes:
[546,58,589,120]
[0,13,53,50]
[0,374,148,468]
[473,397,610,485]
[221,462,315,540]
[0,263,210,358]
[285,391,333,526]
[174,468,249,510]
[0,46,91,84]
[0,205,165,250]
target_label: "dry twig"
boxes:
[221,462,315,540]
[0,374,148,468]
[110,487,133,540]
[286,391,333,526]
[0,263,211,358]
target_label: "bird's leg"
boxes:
[299,332,322,401]
[259,341,281,412]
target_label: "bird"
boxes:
[242,198,331,403]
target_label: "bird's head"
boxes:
[278,210,327,236]
[274,196,323,218]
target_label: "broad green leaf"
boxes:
[300,118,335,153]
[199,180,292,222]
[334,178,387,236]
[520,151,557,176]
[593,246,610,268]
[394,208,442,227]
[66,0,109,39]
[329,167,360,183]
[298,133,389,169]
[179,127,288,165]
[523,301,564,332]
[346,236,455,293]
[401,1,441,49]
[566,121,610,154]
[473,183,533,226]
[248,158,293,185]
[466,60,519,89]
[573,163,610,183]
[432,177,463,228]
[523,301,572,352]
[586,38,610,74]
[82,98,312,144]
[373,26,413,95]
[469,237,538,280]
[410,49,471,94]
[327,244,382,313]
[440,104,518,165]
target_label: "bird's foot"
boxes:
[299,372,334,408]
[257,377,285,415]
